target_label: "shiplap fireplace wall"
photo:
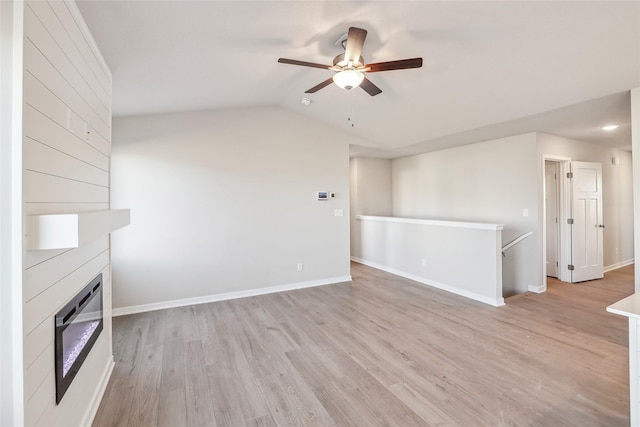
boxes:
[19,1,115,425]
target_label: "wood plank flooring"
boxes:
[93,263,634,426]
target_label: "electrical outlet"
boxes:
[421,258,426,267]
[523,209,529,217]
[297,262,303,272]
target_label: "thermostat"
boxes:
[317,191,335,200]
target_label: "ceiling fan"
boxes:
[278,27,423,96]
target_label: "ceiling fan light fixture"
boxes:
[278,26,422,96]
[333,69,364,90]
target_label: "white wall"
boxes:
[391,134,539,296]
[1,1,24,425]
[632,88,640,291]
[537,133,634,271]
[350,157,393,217]
[349,157,392,259]
[355,216,504,306]
[353,131,634,299]
[20,1,113,426]
[111,107,353,313]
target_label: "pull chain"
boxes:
[347,89,355,128]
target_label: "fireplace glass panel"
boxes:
[55,274,103,404]
[61,292,102,377]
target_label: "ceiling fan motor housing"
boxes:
[333,53,365,69]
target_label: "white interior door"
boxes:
[545,162,559,278]
[570,161,604,282]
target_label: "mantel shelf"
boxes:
[26,209,130,251]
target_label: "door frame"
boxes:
[544,161,560,279]
[541,154,573,289]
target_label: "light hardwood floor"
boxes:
[93,263,634,426]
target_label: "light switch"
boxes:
[334,209,344,217]
[523,209,529,217]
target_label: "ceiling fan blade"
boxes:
[360,77,382,96]
[305,77,335,93]
[367,58,423,73]
[278,58,331,70]
[344,27,368,64]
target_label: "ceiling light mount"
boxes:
[334,33,348,49]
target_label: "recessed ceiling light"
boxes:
[602,124,619,131]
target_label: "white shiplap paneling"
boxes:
[48,1,111,98]
[24,371,54,427]
[23,104,109,171]
[24,71,110,155]
[24,5,109,123]
[29,266,112,427]
[26,1,110,108]
[23,235,108,332]
[24,138,109,187]
[24,342,53,401]
[22,320,52,378]
[23,39,109,143]
[23,249,109,335]
[25,202,110,217]
[24,171,108,204]
[22,1,112,426]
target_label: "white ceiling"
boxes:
[77,1,640,158]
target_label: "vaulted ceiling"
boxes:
[77,1,640,158]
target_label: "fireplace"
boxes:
[54,274,103,404]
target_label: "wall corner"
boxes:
[631,88,640,292]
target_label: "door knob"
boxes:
[597,224,606,228]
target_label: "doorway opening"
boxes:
[542,155,605,287]
[545,160,560,279]
[543,156,571,287]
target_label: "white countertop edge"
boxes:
[356,215,504,231]
[607,293,640,319]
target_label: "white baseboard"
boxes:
[82,355,114,427]
[604,259,634,273]
[528,284,546,293]
[112,275,352,317]
[351,257,504,307]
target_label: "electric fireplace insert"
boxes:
[54,273,103,404]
